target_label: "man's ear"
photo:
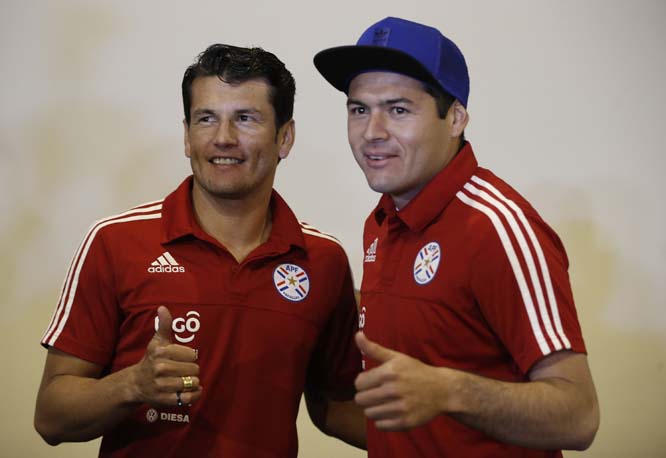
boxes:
[450,101,469,138]
[277,119,295,160]
[183,119,191,158]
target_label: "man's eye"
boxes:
[350,106,366,115]
[238,114,252,122]
[391,107,407,115]
[198,116,214,123]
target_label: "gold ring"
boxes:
[182,375,194,391]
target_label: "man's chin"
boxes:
[208,188,250,200]
[366,178,396,195]
[195,179,251,201]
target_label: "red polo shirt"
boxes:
[360,143,586,458]
[41,176,360,458]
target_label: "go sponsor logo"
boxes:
[154,310,201,343]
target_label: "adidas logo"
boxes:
[364,238,378,263]
[148,251,185,273]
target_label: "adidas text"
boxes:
[148,265,185,273]
[148,251,185,273]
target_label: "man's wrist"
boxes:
[436,367,469,416]
[114,365,142,405]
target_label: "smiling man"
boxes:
[315,17,599,457]
[35,44,364,457]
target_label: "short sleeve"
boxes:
[470,209,587,375]
[40,225,120,366]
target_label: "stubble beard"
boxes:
[197,174,254,201]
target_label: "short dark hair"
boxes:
[423,83,465,142]
[423,84,455,119]
[182,44,296,129]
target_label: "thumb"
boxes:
[153,306,173,344]
[355,331,397,364]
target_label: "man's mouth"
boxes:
[211,157,243,165]
[364,152,397,163]
[366,154,389,161]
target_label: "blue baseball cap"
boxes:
[314,17,469,107]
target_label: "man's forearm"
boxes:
[304,387,366,449]
[34,367,138,444]
[444,359,599,450]
[355,335,599,451]
[35,312,202,445]
[323,399,367,449]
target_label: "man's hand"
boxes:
[131,306,202,406]
[354,332,447,431]
[354,331,599,449]
[34,306,204,444]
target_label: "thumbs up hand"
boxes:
[354,332,449,431]
[152,305,174,344]
[131,306,202,407]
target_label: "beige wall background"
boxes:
[1,0,664,456]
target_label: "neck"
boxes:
[191,183,273,263]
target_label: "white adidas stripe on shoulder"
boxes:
[42,203,164,347]
[470,176,571,349]
[463,182,564,352]
[456,175,571,356]
[456,190,551,355]
[299,222,343,247]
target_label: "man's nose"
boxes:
[214,120,238,147]
[363,112,389,142]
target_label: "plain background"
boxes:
[1,1,664,457]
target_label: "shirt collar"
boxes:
[374,142,478,232]
[161,176,306,252]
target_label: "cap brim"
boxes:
[314,46,441,94]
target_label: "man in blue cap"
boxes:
[314,17,599,457]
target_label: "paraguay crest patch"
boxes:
[413,242,441,285]
[274,263,310,301]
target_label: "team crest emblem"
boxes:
[274,264,310,301]
[413,242,441,285]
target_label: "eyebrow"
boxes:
[346,97,414,107]
[192,108,217,117]
[384,97,414,105]
[191,107,264,117]
[235,108,262,115]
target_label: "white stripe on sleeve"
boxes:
[456,190,552,355]
[43,205,162,346]
[470,175,571,349]
[464,182,563,351]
